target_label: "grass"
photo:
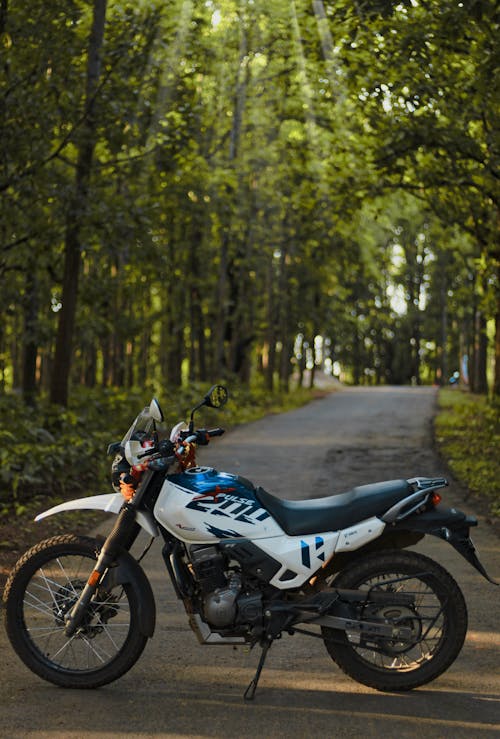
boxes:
[435,388,500,519]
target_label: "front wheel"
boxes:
[3,534,149,688]
[322,550,467,691]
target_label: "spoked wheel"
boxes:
[322,550,468,691]
[3,535,148,688]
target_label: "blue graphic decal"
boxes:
[170,469,271,526]
[205,523,242,539]
[315,536,325,561]
[169,469,257,501]
[209,509,231,518]
[301,540,311,568]
[256,510,271,521]
[186,496,269,525]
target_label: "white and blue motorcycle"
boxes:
[3,386,495,699]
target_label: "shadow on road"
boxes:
[3,664,499,738]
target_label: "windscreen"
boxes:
[120,407,154,448]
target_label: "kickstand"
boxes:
[243,640,272,701]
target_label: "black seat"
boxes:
[255,480,411,536]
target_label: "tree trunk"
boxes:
[214,25,248,377]
[493,262,500,398]
[214,237,229,375]
[494,289,500,398]
[83,344,97,388]
[265,254,276,391]
[11,309,22,390]
[438,269,448,385]
[50,0,107,406]
[474,309,488,395]
[22,266,38,406]
[296,334,305,389]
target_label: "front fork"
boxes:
[64,503,139,637]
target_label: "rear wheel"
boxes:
[322,550,467,691]
[3,534,148,688]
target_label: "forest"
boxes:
[0,0,499,409]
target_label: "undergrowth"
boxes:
[435,388,500,518]
[0,383,317,519]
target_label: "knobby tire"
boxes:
[321,549,467,691]
[3,534,148,688]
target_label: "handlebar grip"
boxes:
[178,429,225,448]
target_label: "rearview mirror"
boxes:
[204,385,228,409]
[149,398,164,423]
[188,385,229,432]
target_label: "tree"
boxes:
[1,0,497,405]
[323,0,499,393]
[50,0,107,406]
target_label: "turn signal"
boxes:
[430,492,442,506]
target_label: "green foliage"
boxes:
[0,0,498,405]
[435,389,500,518]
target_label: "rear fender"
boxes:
[392,507,497,585]
[100,548,156,637]
[35,493,159,538]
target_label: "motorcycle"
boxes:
[3,385,496,699]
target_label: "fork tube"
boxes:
[64,503,138,636]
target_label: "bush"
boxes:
[435,389,500,518]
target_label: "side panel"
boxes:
[253,531,339,588]
[334,517,386,552]
[154,473,283,543]
[255,518,384,589]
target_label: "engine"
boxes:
[189,545,262,629]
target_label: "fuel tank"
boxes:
[153,466,284,543]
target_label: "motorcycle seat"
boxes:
[255,479,412,536]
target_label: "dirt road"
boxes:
[1,386,499,738]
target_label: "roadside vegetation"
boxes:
[0,383,316,521]
[435,389,500,519]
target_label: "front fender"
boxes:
[35,493,159,538]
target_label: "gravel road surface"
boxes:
[1,386,499,738]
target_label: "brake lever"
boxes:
[137,447,157,459]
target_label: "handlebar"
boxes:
[181,428,225,445]
[130,427,225,473]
